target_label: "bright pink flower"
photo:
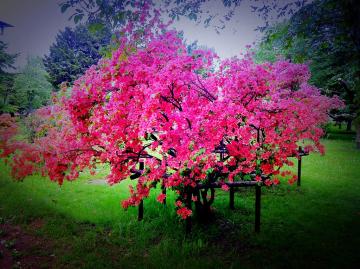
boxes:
[272,178,280,185]
[175,200,183,207]
[264,179,272,186]
[156,193,166,203]
[221,184,230,191]
[177,207,192,219]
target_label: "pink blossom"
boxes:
[175,200,183,207]
[221,184,230,191]
[156,193,166,203]
[177,207,192,219]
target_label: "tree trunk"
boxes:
[347,120,352,131]
[194,188,215,222]
[356,124,360,149]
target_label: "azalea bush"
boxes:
[0,9,342,220]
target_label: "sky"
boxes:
[0,0,263,71]
[0,0,74,70]
[171,0,263,56]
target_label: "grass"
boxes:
[324,123,356,140]
[0,137,360,268]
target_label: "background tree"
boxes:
[0,41,17,72]
[12,56,53,115]
[0,41,18,114]
[254,0,360,146]
[43,24,112,88]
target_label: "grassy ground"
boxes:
[0,137,359,268]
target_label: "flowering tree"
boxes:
[0,13,342,220]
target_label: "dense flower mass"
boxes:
[0,15,342,219]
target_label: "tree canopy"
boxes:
[59,0,309,32]
[0,41,17,73]
[43,24,112,88]
[12,57,53,114]
[0,41,18,114]
[255,0,360,134]
[0,11,341,219]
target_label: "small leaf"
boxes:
[61,3,70,13]
[244,174,251,181]
[74,14,84,24]
[88,23,105,34]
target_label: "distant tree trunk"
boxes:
[342,1,360,148]
[356,125,360,149]
[346,120,352,131]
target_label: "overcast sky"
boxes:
[0,0,263,70]
[0,0,74,70]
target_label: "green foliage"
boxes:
[0,41,17,73]
[0,41,18,114]
[60,0,131,31]
[59,0,309,34]
[43,24,111,87]
[255,0,359,89]
[11,57,52,114]
[254,23,289,63]
[0,73,17,114]
[255,0,360,133]
[1,53,52,115]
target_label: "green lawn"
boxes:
[0,138,359,268]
